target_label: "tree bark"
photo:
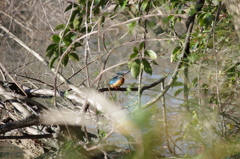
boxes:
[224,0,240,39]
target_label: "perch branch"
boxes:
[0,134,53,140]
[0,115,40,134]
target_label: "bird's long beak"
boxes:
[124,70,130,75]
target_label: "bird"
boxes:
[109,71,129,89]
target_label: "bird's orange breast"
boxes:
[110,78,124,88]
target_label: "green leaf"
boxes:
[172,81,184,87]
[163,15,175,24]
[142,59,152,75]
[127,21,137,33]
[174,88,183,97]
[46,49,55,59]
[73,16,82,30]
[130,60,140,79]
[133,46,138,54]
[128,60,133,68]
[78,0,86,5]
[62,55,69,67]
[46,44,58,58]
[64,3,78,12]
[54,24,66,31]
[64,90,69,97]
[51,35,61,43]
[126,85,133,92]
[46,43,58,52]
[49,56,58,68]
[151,60,159,65]
[192,77,198,87]
[129,52,138,59]
[171,46,181,62]
[120,0,128,10]
[141,1,148,11]
[62,35,72,46]
[139,42,145,50]
[145,50,157,59]
[203,12,213,28]
[68,53,79,61]
[69,10,80,26]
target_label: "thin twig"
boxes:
[0,62,28,97]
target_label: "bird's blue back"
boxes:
[109,76,121,85]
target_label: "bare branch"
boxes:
[0,115,40,134]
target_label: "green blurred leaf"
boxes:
[145,50,157,59]
[64,90,69,97]
[62,54,69,67]
[51,35,61,43]
[61,47,67,54]
[174,88,183,97]
[120,0,128,10]
[64,3,78,12]
[127,21,137,33]
[129,59,140,79]
[46,44,58,58]
[203,12,213,28]
[46,43,58,52]
[68,53,79,61]
[128,60,133,68]
[172,81,184,87]
[49,56,58,68]
[197,12,205,26]
[141,1,148,11]
[46,49,55,59]
[73,16,82,30]
[133,46,138,54]
[78,0,86,5]
[62,34,73,46]
[139,42,145,50]
[171,46,181,62]
[130,52,138,59]
[151,60,159,65]
[142,59,152,75]
[126,85,133,92]
[60,28,71,37]
[197,12,213,28]
[54,24,66,31]
[192,77,198,87]
[69,10,80,26]
[163,15,175,24]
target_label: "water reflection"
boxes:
[0,142,23,159]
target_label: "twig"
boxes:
[0,134,53,140]
[0,11,33,34]
[0,91,48,110]
[40,0,54,33]
[0,62,28,97]
[0,115,40,134]
[0,82,31,117]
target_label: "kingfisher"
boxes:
[109,71,129,89]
